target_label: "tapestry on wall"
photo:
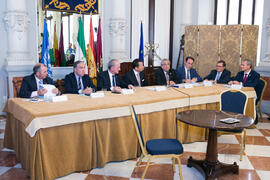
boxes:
[43,0,99,14]
[184,25,258,78]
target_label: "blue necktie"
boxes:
[38,80,43,90]
[112,75,116,87]
[78,77,82,90]
[216,72,221,81]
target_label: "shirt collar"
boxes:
[133,69,139,76]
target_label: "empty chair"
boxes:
[255,78,267,119]
[129,105,184,179]
[219,89,248,161]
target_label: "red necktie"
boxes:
[243,74,248,83]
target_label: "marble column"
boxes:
[108,0,128,62]
[4,0,37,97]
[259,18,270,67]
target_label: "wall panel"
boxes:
[220,25,242,77]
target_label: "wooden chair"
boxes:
[12,77,23,97]
[255,78,267,119]
[129,105,184,179]
[219,89,248,161]
[54,79,65,94]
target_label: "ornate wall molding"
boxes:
[4,11,30,40]
[109,18,127,36]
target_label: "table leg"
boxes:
[187,129,239,179]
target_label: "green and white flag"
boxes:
[75,17,88,73]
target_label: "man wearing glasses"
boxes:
[176,56,202,83]
[203,60,231,84]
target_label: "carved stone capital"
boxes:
[109,18,127,36]
[4,11,30,40]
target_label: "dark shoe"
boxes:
[254,114,258,125]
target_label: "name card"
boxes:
[184,83,193,88]
[231,84,242,90]
[155,86,167,91]
[91,92,105,98]
[51,95,68,102]
[121,89,134,95]
[203,81,213,87]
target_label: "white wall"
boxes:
[0,0,9,114]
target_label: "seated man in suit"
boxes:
[176,56,202,83]
[124,59,148,87]
[229,59,260,87]
[97,59,134,93]
[19,63,59,98]
[155,59,180,85]
[203,60,231,84]
[65,61,96,95]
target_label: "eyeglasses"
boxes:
[216,65,223,68]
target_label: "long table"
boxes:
[3,85,256,180]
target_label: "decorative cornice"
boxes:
[4,11,30,40]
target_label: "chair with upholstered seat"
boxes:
[255,78,267,119]
[129,105,184,180]
[219,89,248,161]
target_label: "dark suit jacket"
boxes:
[124,70,148,87]
[97,70,128,91]
[19,73,54,98]
[155,67,180,85]
[176,66,202,83]
[64,72,96,94]
[203,69,231,84]
[233,70,260,88]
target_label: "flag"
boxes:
[59,22,66,66]
[139,21,144,64]
[96,16,103,72]
[41,19,52,77]
[75,17,88,73]
[53,23,60,67]
[88,14,97,78]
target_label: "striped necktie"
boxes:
[78,77,82,90]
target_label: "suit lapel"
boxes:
[31,74,38,90]
[105,71,111,86]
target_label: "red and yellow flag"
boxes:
[88,15,97,78]
[53,23,60,67]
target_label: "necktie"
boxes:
[136,73,141,87]
[243,74,248,83]
[165,72,170,82]
[187,70,190,80]
[38,80,43,90]
[216,72,221,81]
[112,75,116,87]
[78,77,82,90]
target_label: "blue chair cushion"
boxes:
[146,139,184,155]
[222,129,243,133]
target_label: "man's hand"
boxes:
[128,84,135,90]
[38,88,47,96]
[169,81,176,85]
[191,77,197,83]
[82,87,93,95]
[112,86,122,93]
[52,88,59,95]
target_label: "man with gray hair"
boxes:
[19,63,59,98]
[229,59,260,87]
[97,59,134,92]
[155,59,180,85]
[65,61,96,95]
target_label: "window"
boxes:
[214,0,265,64]
[44,11,99,52]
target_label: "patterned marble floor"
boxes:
[1,115,270,180]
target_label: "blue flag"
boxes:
[41,19,52,77]
[139,21,144,64]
